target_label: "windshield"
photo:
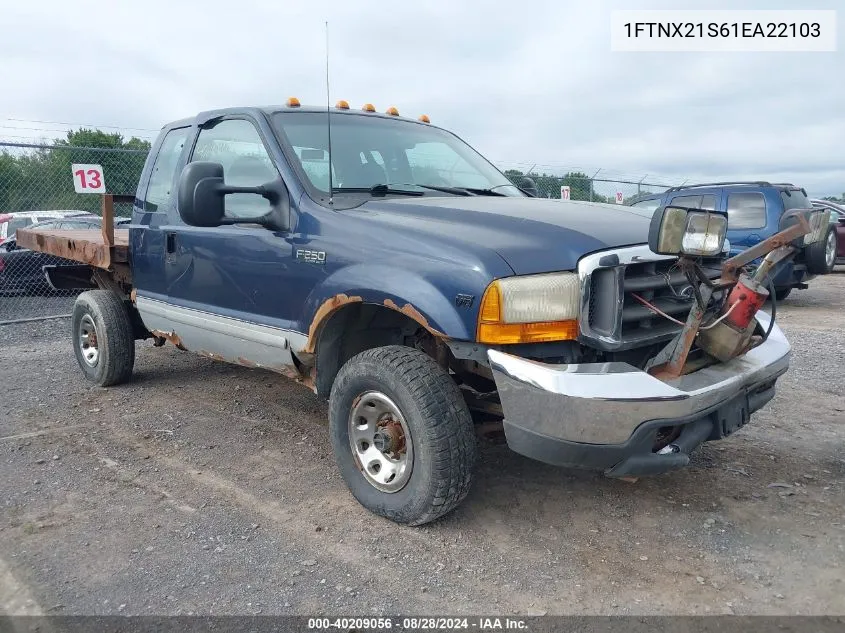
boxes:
[630,199,661,213]
[272,112,523,198]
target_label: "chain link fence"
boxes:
[501,168,676,204]
[0,142,145,324]
[1,140,679,325]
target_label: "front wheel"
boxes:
[71,290,135,386]
[329,346,477,526]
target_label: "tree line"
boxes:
[0,129,151,215]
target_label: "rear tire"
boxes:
[71,290,135,386]
[329,345,477,526]
[773,286,792,301]
[806,226,836,274]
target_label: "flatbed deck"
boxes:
[14,193,135,270]
[16,228,129,269]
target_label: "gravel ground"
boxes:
[0,294,75,324]
[1,272,843,616]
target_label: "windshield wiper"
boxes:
[404,184,473,196]
[461,187,506,196]
[332,185,424,197]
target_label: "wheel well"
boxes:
[309,303,440,398]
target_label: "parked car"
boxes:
[0,210,93,246]
[15,103,825,526]
[0,217,123,295]
[628,182,835,299]
[810,199,845,265]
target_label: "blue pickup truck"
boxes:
[19,102,810,525]
[629,182,837,300]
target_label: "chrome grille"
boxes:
[578,245,722,351]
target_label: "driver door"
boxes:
[140,117,301,369]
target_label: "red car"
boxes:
[811,199,845,266]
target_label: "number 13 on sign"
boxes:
[72,164,106,194]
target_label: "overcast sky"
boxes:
[2,0,843,196]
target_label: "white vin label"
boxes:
[611,10,836,52]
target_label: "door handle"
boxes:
[165,232,177,255]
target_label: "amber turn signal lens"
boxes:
[286,97,301,107]
[477,320,578,344]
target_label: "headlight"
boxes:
[648,206,727,257]
[477,272,579,344]
[802,209,831,246]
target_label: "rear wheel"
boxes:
[806,226,836,274]
[773,286,792,301]
[71,290,135,386]
[329,345,477,526]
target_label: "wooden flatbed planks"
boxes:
[16,228,129,270]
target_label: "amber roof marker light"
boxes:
[335,100,349,109]
[362,103,376,112]
[386,106,400,116]
[418,114,430,123]
[286,97,301,107]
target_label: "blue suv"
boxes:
[629,182,836,300]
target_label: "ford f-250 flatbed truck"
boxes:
[17,100,826,525]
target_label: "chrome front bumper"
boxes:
[488,312,790,447]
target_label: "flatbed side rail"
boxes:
[15,193,134,270]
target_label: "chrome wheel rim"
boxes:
[78,315,99,367]
[825,231,836,268]
[348,391,413,493]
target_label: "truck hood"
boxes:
[357,196,651,275]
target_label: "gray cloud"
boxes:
[2,0,843,195]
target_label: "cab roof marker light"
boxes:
[386,106,400,116]
[362,103,376,112]
[419,114,431,123]
[286,97,301,107]
[335,100,349,109]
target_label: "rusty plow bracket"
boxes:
[649,214,811,380]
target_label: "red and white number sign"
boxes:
[560,185,571,200]
[615,191,624,204]
[72,164,106,194]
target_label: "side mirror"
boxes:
[176,161,290,232]
[518,177,538,197]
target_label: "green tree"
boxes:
[0,128,151,215]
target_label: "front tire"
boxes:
[71,290,135,386]
[329,346,477,526]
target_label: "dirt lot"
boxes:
[1,273,844,616]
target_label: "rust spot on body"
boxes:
[151,330,187,351]
[383,299,447,338]
[304,294,363,353]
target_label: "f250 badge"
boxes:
[296,249,326,265]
